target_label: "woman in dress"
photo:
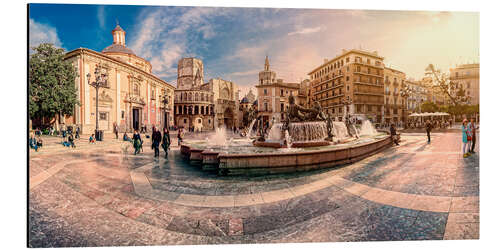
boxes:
[461,119,471,158]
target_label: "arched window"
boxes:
[194,106,199,115]
[188,92,192,101]
[195,92,199,101]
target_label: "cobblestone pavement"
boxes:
[28,131,479,247]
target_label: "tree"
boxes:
[420,101,439,113]
[29,43,79,128]
[425,64,470,107]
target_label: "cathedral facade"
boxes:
[174,58,215,131]
[64,24,175,135]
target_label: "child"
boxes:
[89,134,96,144]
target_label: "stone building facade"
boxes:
[405,79,428,113]
[255,56,300,125]
[449,63,480,105]
[205,78,239,129]
[174,58,215,131]
[383,67,406,125]
[308,49,385,124]
[63,24,175,135]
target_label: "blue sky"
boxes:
[29,4,479,96]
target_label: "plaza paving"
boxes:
[28,131,479,247]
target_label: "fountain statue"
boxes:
[178,95,390,175]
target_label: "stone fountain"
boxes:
[179,96,395,176]
[254,96,360,148]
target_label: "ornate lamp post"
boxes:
[400,84,412,129]
[87,64,108,140]
[161,94,169,129]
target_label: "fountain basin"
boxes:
[254,140,331,148]
[180,133,396,176]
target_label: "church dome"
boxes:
[240,97,249,104]
[102,24,135,56]
[102,44,136,55]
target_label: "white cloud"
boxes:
[129,7,226,84]
[97,6,106,30]
[29,18,63,50]
[287,26,321,36]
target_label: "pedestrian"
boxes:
[178,128,183,146]
[113,122,119,139]
[425,120,432,143]
[469,118,478,153]
[62,125,67,142]
[123,132,132,142]
[151,126,162,158]
[133,130,142,155]
[29,133,38,152]
[161,127,171,159]
[89,134,96,144]
[75,126,80,139]
[68,133,75,148]
[390,123,399,146]
[462,119,471,158]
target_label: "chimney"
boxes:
[324,58,329,64]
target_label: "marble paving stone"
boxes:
[450,197,479,213]
[203,195,235,208]
[29,131,479,246]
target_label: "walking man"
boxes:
[469,118,478,153]
[113,122,119,139]
[390,123,399,146]
[151,126,162,158]
[161,127,171,159]
[425,120,432,143]
[178,128,183,146]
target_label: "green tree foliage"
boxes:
[420,101,439,113]
[29,43,79,123]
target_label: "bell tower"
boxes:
[112,22,126,46]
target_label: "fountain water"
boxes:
[266,123,283,141]
[359,120,378,136]
[207,127,228,146]
[284,130,292,148]
[246,119,257,139]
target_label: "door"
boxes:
[133,108,139,131]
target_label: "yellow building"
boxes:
[383,67,406,125]
[450,63,480,105]
[308,49,385,124]
[64,24,175,135]
[256,56,300,125]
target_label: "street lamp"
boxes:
[400,84,412,129]
[161,94,169,129]
[87,64,108,140]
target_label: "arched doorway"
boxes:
[223,108,234,128]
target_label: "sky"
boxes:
[28,4,479,98]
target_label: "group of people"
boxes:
[29,133,43,151]
[461,118,478,158]
[124,126,172,159]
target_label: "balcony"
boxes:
[353,81,383,87]
[354,90,384,96]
